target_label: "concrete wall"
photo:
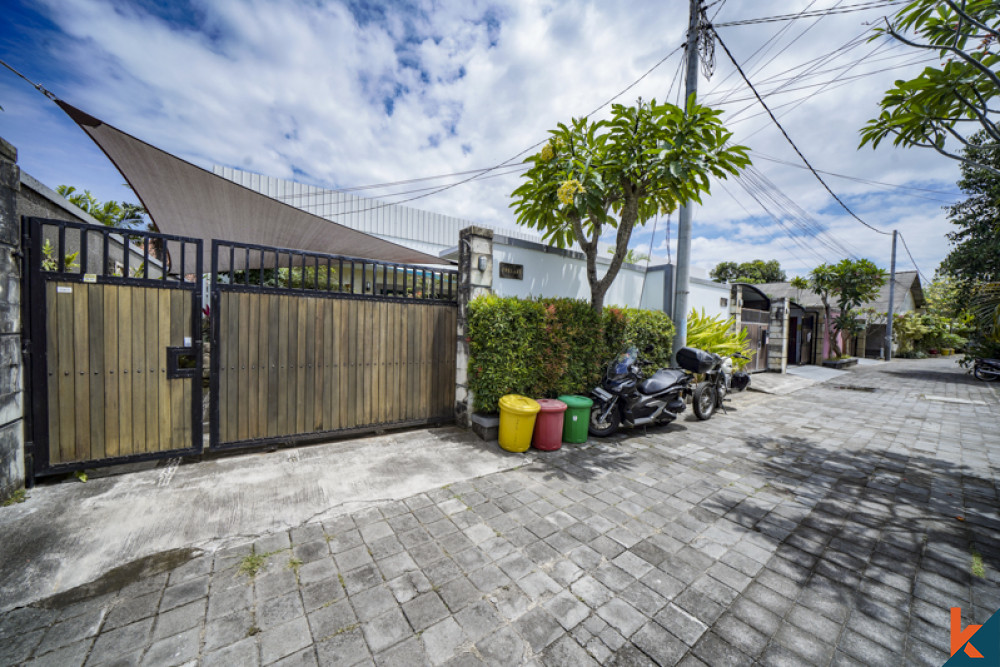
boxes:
[491,240,648,308]
[455,227,493,428]
[0,138,23,501]
[687,277,731,321]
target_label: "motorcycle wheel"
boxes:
[588,403,620,437]
[974,366,1000,381]
[693,383,717,420]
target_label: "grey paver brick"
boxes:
[402,592,450,632]
[25,639,90,667]
[36,609,104,655]
[259,590,305,630]
[202,637,260,667]
[202,606,255,653]
[421,617,466,666]
[631,621,687,666]
[316,627,370,666]
[307,599,357,640]
[453,600,501,643]
[596,598,646,638]
[543,591,590,631]
[362,607,411,654]
[476,626,527,666]
[140,625,200,666]
[259,616,313,665]
[514,607,563,653]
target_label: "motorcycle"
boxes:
[974,358,1000,381]
[685,348,752,420]
[588,346,694,437]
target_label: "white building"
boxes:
[215,166,731,319]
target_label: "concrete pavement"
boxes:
[1,356,998,666]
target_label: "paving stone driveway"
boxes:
[2,357,998,666]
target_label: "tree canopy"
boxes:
[57,185,148,228]
[939,133,1000,293]
[709,259,785,284]
[859,0,1000,175]
[510,97,750,312]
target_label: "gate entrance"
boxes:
[209,241,458,451]
[740,308,769,373]
[25,218,203,477]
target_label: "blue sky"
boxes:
[0,0,965,279]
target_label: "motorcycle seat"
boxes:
[638,369,687,394]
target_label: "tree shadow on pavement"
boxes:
[527,443,637,484]
[696,433,1000,659]
[881,368,984,387]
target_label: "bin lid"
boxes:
[536,398,567,413]
[557,394,593,409]
[499,394,541,415]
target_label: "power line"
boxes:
[711,26,892,236]
[714,0,905,27]
[897,232,931,284]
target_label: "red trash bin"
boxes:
[532,399,568,451]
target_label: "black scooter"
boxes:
[974,358,1000,381]
[588,345,707,437]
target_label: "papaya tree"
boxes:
[510,97,750,313]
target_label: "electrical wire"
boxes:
[897,232,931,284]
[711,27,892,236]
[714,0,905,27]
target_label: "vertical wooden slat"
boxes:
[157,289,171,452]
[180,290,193,448]
[254,293,267,440]
[406,304,416,421]
[390,303,400,423]
[131,287,146,455]
[248,292,260,440]
[420,306,429,419]
[295,296,307,434]
[169,289,184,450]
[379,301,386,423]
[103,286,119,457]
[368,301,377,425]
[347,300,358,429]
[226,291,239,443]
[267,293,280,438]
[88,285,106,460]
[277,295,290,436]
[118,286,133,456]
[237,292,250,442]
[358,301,369,426]
[322,299,333,431]
[73,285,91,461]
[304,297,315,433]
[312,298,323,431]
[448,307,457,415]
[333,299,343,430]
[218,291,229,444]
[143,288,159,453]
[45,282,60,464]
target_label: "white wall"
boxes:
[687,277,731,321]
[491,242,648,307]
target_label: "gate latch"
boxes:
[166,347,199,379]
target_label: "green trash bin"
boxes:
[558,394,593,443]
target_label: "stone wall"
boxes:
[0,138,24,500]
[455,226,493,428]
[767,297,789,374]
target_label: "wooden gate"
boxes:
[740,308,769,373]
[209,241,458,450]
[25,219,203,477]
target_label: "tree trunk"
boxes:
[822,297,842,358]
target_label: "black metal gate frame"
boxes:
[208,239,459,452]
[23,217,204,480]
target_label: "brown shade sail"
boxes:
[56,100,450,270]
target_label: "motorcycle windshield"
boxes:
[608,348,638,380]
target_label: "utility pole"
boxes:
[884,230,897,361]
[672,0,701,359]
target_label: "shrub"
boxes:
[685,309,754,368]
[467,296,674,412]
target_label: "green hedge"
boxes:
[467,296,675,412]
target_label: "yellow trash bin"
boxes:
[498,394,541,453]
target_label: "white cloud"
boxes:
[0,0,967,281]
